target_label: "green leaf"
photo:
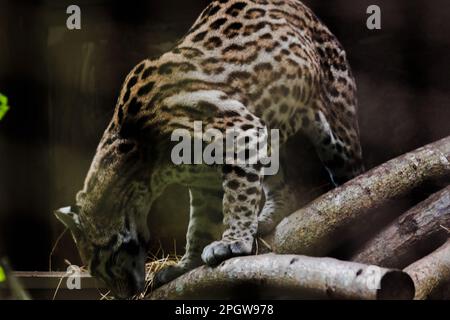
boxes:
[0,93,10,121]
[0,266,6,282]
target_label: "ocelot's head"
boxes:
[54,130,155,299]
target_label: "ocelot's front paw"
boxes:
[153,264,190,289]
[201,239,253,266]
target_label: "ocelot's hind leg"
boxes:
[308,98,364,186]
[257,168,298,236]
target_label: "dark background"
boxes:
[0,0,449,271]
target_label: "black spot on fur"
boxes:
[246,187,258,195]
[245,8,266,19]
[223,110,240,118]
[157,63,173,75]
[241,124,254,131]
[223,44,245,53]
[134,63,145,75]
[260,33,272,40]
[329,87,340,97]
[254,22,267,32]
[255,64,274,76]
[197,100,219,111]
[225,22,243,32]
[158,62,197,75]
[210,18,227,30]
[233,166,247,177]
[201,4,221,18]
[117,107,124,124]
[209,5,221,16]
[246,173,259,182]
[193,31,207,42]
[137,82,155,96]
[280,104,288,113]
[142,67,157,80]
[123,91,131,104]
[205,36,223,49]
[237,194,247,201]
[179,47,204,59]
[227,180,240,190]
[128,97,142,115]
[229,71,252,80]
[226,2,247,17]
[127,76,138,90]
[227,195,236,203]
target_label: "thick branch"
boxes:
[147,254,414,300]
[267,136,450,256]
[404,240,450,300]
[351,186,450,268]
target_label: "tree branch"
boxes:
[147,254,414,300]
[266,136,450,256]
[351,186,450,268]
[404,239,450,300]
[146,137,450,300]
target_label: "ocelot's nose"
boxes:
[126,265,146,297]
[113,275,144,299]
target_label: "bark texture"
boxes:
[405,240,450,300]
[351,186,450,268]
[267,136,450,256]
[148,254,415,300]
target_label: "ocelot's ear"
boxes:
[54,206,83,243]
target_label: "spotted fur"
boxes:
[57,0,364,298]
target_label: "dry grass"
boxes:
[49,231,181,300]
[93,254,181,300]
[94,255,180,300]
[132,254,180,300]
